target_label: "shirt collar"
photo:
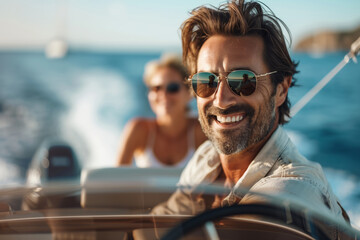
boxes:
[232,126,290,198]
[178,126,290,197]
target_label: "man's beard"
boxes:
[198,97,276,155]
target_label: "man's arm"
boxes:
[151,188,206,215]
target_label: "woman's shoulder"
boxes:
[122,118,155,151]
[124,118,156,142]
[127,118,155,131]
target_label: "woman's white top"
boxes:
[134,125,195,168]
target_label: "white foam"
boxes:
[61,68,138,168]
[285,129,317,157]
[0,158,22,187]
[324,168,360,229]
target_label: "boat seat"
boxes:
[80,167,183,210]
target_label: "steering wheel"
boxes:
[161,203,330,240]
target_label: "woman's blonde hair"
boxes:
[143,53,189,86]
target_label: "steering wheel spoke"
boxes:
[203,221,220,240]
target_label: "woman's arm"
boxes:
[116,118,149,166]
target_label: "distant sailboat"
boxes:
[45,37,68,59]
[45,0,68,59]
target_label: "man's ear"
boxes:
[275,76,292,108]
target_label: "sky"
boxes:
[0,0,359,51]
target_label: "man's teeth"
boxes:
[216,115,244,123]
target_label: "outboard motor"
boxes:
[27,140,82,185]
[47,144,80,180]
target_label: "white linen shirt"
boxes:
[179,127,345,215]
[152,127,349,239]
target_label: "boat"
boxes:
[44,1,68,59]
[0,161,358,239]
[45,38,68,59]
[0,25,359,240]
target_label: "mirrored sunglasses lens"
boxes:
[192,72,218,97]
[228,70,256,96]
[166,83,181,94]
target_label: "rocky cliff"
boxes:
[294,25,360,53]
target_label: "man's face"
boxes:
[196,35,278,155]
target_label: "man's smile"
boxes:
[209,113,248,130]
[216,113,244,123]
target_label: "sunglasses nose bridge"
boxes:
[211,75,225,96]
[217,73,227,82]
[216,74,233,93]
[213,75,231,96]
[212,76,239,109]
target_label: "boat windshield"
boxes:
[0,167,358,240]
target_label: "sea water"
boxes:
[0,50,359,227]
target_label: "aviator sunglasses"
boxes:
[148,82,182,94]
[189,70,277,98]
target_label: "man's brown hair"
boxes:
[181,0,298,124]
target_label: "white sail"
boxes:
[45,38,68,59]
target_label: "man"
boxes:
[152,0,349,237]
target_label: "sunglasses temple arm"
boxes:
[289,36,360,119]
[256,71,277,77]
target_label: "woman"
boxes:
[116,54,207,168]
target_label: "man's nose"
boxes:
[213,80,237,109]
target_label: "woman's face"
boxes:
[147,67,190,118]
